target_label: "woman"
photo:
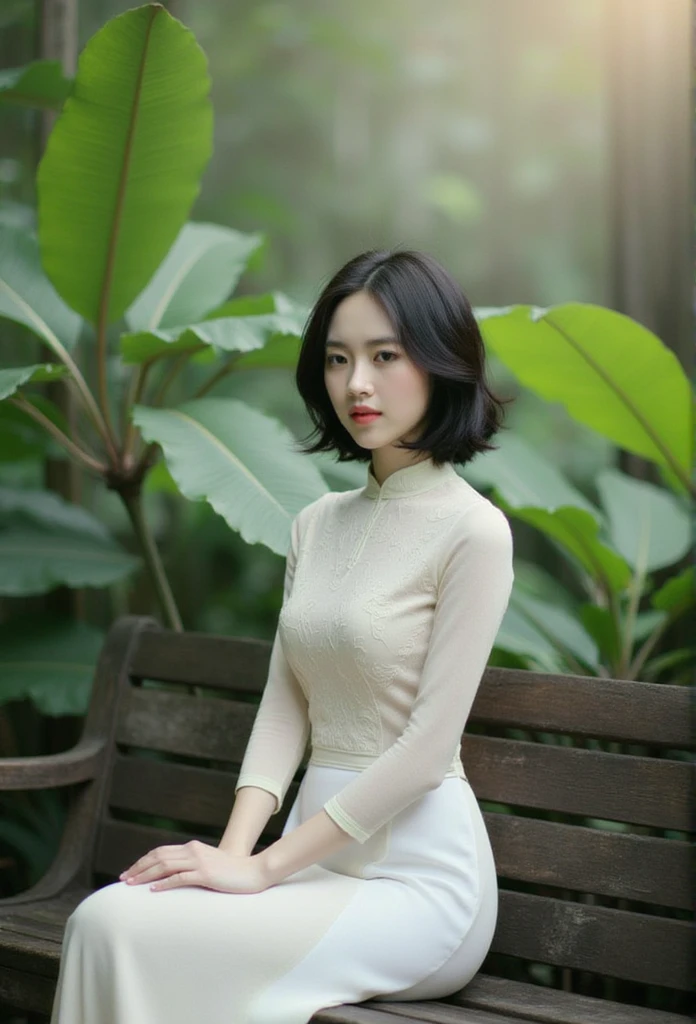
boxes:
[50,248,514,1024]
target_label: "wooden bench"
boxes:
[0,614,692,1022]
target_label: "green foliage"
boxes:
[0,59,71,109]
[479,303,692,491]
[124,222,264,331]
[0,485,139,595]
[121,309,304,365]
[133,398,329,555]
[37,4,214,325]
[0,2,692,725]
[0,225,82,353]
[0,789,66,891]
[0,5,322,713]
[467,423,693,679]
[0,363,67,398]
[0,615,104,715]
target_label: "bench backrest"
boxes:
[82,616,693,1003]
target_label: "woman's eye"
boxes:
[326,351,398,366]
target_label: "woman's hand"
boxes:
[119,840,271,894]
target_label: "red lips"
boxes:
[350,405,380,416]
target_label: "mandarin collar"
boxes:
[363,457,459,499]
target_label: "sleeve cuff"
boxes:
[323,796,371,844]
[234,775,282,814]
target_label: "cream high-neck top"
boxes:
[235,456,514,844]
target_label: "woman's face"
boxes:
[324,290,432,455]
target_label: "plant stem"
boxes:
[193,358,238,399]
[618,514,651,677]
[134,440,160,478]
[95,318,118,445]
[152,349,197,406]
[121,360,154,460]
[19,319,119,463]
[629,615,673,679]
[120,486,182,632]
[60,351,116,459]
[8,395,107,475]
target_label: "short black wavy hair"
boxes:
[294,247,511,467]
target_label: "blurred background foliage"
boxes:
[0,0,691,956]
[0,0,627,644]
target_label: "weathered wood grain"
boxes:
[0,616,691,1021]
[463,735,691,830]
[446,974,690,1024]
[469,668,692,749]
[492,890,692,990]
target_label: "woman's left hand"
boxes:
[119,840,271,894]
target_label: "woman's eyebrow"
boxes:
[325,337,398,349]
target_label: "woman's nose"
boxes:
[348,369,373,393]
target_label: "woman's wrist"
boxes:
[217,837,254,857]
[255,809,353,887]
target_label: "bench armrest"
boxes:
[0,737,106,790]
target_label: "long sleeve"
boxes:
[234,510,311,815]
[323,501,514,843]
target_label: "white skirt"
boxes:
[50,765,498,1024]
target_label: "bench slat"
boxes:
[447,974,691,1024]
[0,915,66,944]
[117,690,691,832]
[485,812,691,910]
[109,753,295,839]
[464,735,691,830]
[470,669,692,748]
[2,617,692,1022]
[128,628,693,749]
[0,964,58,1015]
[328,1001,526,1023]
[129,627,268,694]
[493,890,691,990]
[312,1005,458,1024]
[107,754,689,909]
[0,892,88,979]
[116,687,257,761]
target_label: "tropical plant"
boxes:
[469,304,694,683]
[0,5,692,722]
[0,3,328,682]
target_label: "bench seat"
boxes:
[0,616,692,1022]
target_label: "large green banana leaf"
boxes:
[508,591,600,671]
[124,222,263,332]
[479,303,692,488]
[464,432,600,519]
[0,397,69,461]
[596,469,691,572]
[0,364,67,399]
[0,227,82,353]
[132,398,329,553]
[0,616,103,715]
[495,604,568,673]
[651,567,694,617]
[37,4,213,325]
[0,486,140,594]
[121,311,304,364]
[0,60,72,110]
[496,498,632,594]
